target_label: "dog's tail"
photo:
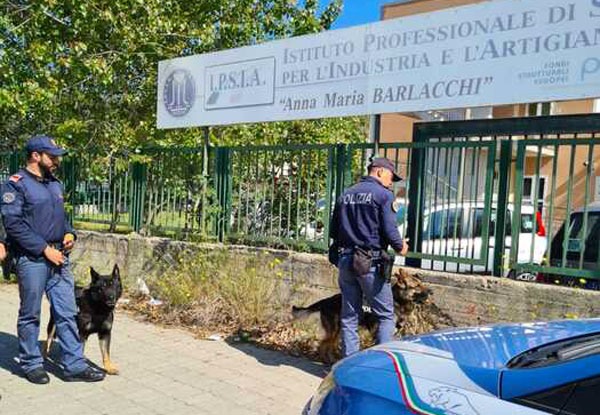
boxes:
[291,305,315,320]
[291,297,330,320]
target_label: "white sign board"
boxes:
[157,0,600,128]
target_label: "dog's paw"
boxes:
[104,362,119,375]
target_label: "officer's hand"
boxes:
[63,233,75,252]
[0,243,6,262]
[44,246,65,266]
[399,241,409,256]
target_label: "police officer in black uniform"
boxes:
[330,157,409,357]
[1,135,105,384]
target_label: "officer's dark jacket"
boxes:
[0,169,75,258]
[330,176,404,251]
[0,218,5,244]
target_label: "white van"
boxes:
[396,202,547,279]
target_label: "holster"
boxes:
[352,246,373,275]
[328,242,340,267]
[378,251,395,282]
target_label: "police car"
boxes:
[304,319,600,415]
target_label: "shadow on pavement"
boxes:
[227,340,329,379]
[0,332,20,375]
[0,332,105,380]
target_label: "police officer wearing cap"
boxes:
[330,157,409,357]
[0,135,105,384]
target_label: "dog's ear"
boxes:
[112,264,120,280]
[112,264,123,294]
[90,267,100,283]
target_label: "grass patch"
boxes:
[123,248,324,358]
[131,249,288,329]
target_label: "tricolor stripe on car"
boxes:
[383,351,446,415]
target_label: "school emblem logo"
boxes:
[163,69,195,117]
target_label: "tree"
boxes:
[1,0,366,153]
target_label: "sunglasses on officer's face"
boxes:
[40,152,60,163]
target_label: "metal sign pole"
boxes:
[369,114,381,158]
[201,127,210,236]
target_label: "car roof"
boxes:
[384,319,600,370]
[422,202,536,214]
[573,202,600,214]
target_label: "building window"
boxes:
[527,102,553,117]
[523,176,546,212]
[466,107,493,120]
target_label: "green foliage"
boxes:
[1,0,365,154]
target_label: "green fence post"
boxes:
[9,152,20,174]
[406,130,425,268]
[215,147,232,242]
[201,128,211,237]
[324,145,336,244]
[334,144,347,200]
[510,142,526,269]
[62,156,77,227]
[129,161,147,233]
[493,140,512,277]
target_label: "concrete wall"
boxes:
[71,231,600,327]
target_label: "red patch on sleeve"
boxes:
[9,174,22,183]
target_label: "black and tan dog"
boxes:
[292,269,434,362]
[45,265,122,375]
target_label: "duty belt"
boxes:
[340,247,382,258]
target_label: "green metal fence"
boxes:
[225,144,334,250]
[511,136,600,287]
[409,114,600,288]
[65,151,132,232]
[2,114,600,286]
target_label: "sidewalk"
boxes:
[0,283,325,415]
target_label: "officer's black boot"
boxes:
[64,366,105,382]
[25,367,50,385]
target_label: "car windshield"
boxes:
[470,209,534,238]
[422,207,537,240]
[550,212,600,264]
[508,334,600,368]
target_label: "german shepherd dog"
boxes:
[292,269,433,362]
[45,265,122,375]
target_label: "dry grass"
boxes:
[123,251,452,363]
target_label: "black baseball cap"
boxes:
[368,157,402,182]
[25,135,67,156]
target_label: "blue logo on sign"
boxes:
[163,69,195,117]
[582,58,600,81]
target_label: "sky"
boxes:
[322,0,392,29]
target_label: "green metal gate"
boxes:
[511,134,600,284]
[409,114,600,282]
